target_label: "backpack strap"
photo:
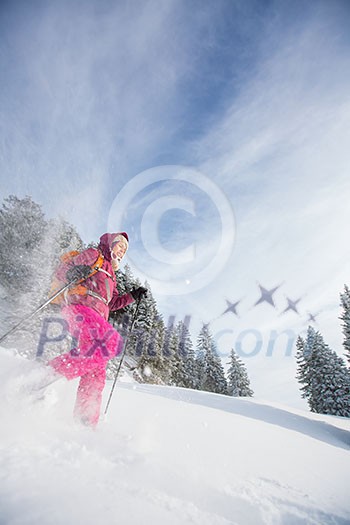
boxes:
[90,252,104,275]
[97,267,114,279]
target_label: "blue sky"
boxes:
[1,0,350,405]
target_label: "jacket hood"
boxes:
[98,232,129,261]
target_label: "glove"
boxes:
[66,265,92,282]
[130,286,147,301]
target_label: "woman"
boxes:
[48,232,146,427]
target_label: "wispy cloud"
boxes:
[144,3,350,403]
[2,0,350,404]
[190,3,350,316]
[0,0,211,239]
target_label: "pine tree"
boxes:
[109,264,137,336]
[0,196,84,300]
[27,217,84,359]
[0,195,47,290]
[30,216,84,303]
[340,284,350,366]
[195,324,210,389]
[196,324,227,395]
[162,316,178,359]
[296,326,350,417]
[0,195,83,358]
[137,311,168,384]
[48,217,84,255]
[162,317,180,385]
[227,349,254,397]
[171,320,198,389]
[111,264,136,314]
[133,286,172,384]
[295,335,310,402]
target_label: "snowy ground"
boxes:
[0,348,350,525]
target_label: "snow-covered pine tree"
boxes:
[195,338,206,390]
[30,216,84,304]
[109,264,137,333]
[27,217,84,360]
[49,217,84,256]
[134,286,170,384]
[296,326,350,417]
[134,282,157,358]
[196,324,227,395]
[0,195,47,290]
[136,312,167,384]
[0,195,84,358]
[162,316,178,360]
[227,349,254,397]
[171,320,198,389]
[295,335,310,402]
[340,284,350,366]
[162,316,186,386]
[148,313,169,384]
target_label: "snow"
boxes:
[0,348,350,525]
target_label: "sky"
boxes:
[1,0,350,406]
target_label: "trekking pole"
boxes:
[0,278,79,345]
[104,296,142,415]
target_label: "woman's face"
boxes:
[111,240,128,271]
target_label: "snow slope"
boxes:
[0,349,349,525]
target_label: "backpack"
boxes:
[50,250,104,305]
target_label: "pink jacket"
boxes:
[56,242,134,320]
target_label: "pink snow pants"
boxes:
[49,304,123,427]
